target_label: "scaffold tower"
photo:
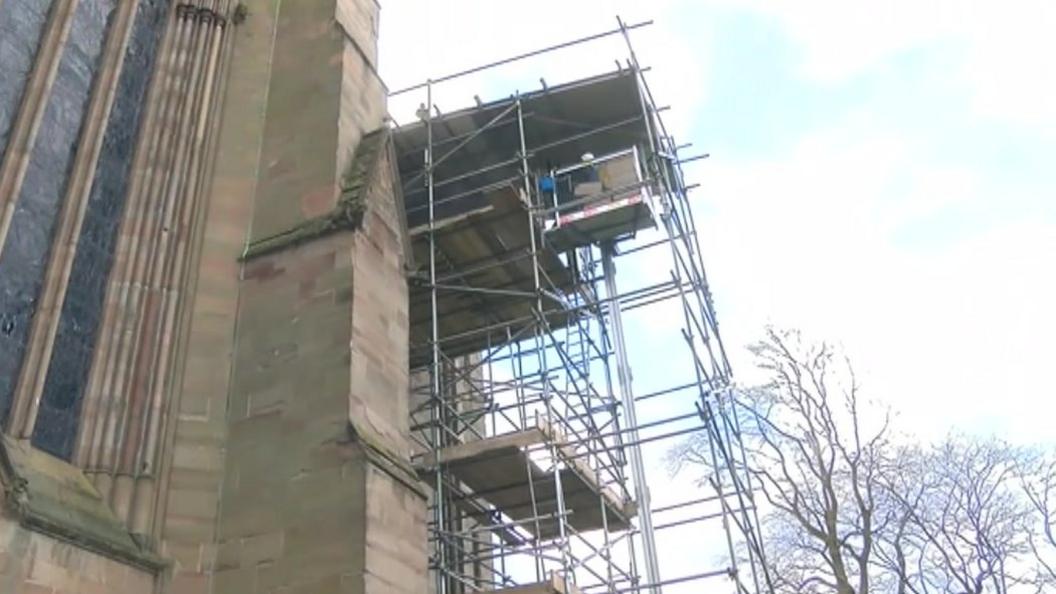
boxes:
[390,17,772,594]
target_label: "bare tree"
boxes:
[669,328,1050,594]
[743,329,893,594]
[1021,450,1056,588]
[670,328,892,594]
[871,444,934,594]
[875,440,1037,594]
[878,437,1034,594]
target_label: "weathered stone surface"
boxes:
[154,0,282,588]
[0,445,156,594]
[250,0,345,241]
[217,195,422,591]
[0,436,163,572]
[207,1,423,589]
[241,127,390,260]
[362,465,428,593]
[347,144,412,459]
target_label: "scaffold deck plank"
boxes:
[415,417,635,539]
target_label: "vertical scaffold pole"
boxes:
[601,242,662,594]
[517,94,572,582]
[426,78,448,594]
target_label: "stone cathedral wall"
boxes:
[0,0,424,593]
[0,517,155,594]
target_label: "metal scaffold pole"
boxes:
[601,242,662,594]
[425,77,449,594]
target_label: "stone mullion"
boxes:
[0,0,76,264]
[77,2,186,472]
[8,0,141,440]
[122,4,216,475]
[116,3,211,479]
[146,2,235,543]
[80,6,180,475]
[125,4,228,535]
[138,1,229,479]
[103,4,208,516]
[103,6,200,471]
[84,5,196,492]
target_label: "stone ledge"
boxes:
[346,421,428,499]
[240,127,390,261]
[0,436,166,572]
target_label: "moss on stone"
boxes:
[0,436,166,572]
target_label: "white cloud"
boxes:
[379,0,709,137]
[719,0,965,83]
[697,108,1056,440]
[714,0,1056,126]
[960,5,1056,128]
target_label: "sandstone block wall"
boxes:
[0,515,153,594]
[198,0,425,591]
[213,137,422,592]
[155,2,275,592]
[155,1,410,593]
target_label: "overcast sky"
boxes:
[379,1,1056,589]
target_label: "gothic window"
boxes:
[34,0,169,460]
[0,0,115,428]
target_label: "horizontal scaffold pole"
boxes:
[390,20,653,96]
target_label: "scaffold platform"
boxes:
[415,416,635,540]
[543,148,657,252]
[407,185,579,365]
[544,187,655,252]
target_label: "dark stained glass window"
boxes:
[33,0,169,460]
[0,0,54,162]
[0,0,115,431]
[0,0,56,423]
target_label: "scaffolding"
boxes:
[392,18,772,594]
